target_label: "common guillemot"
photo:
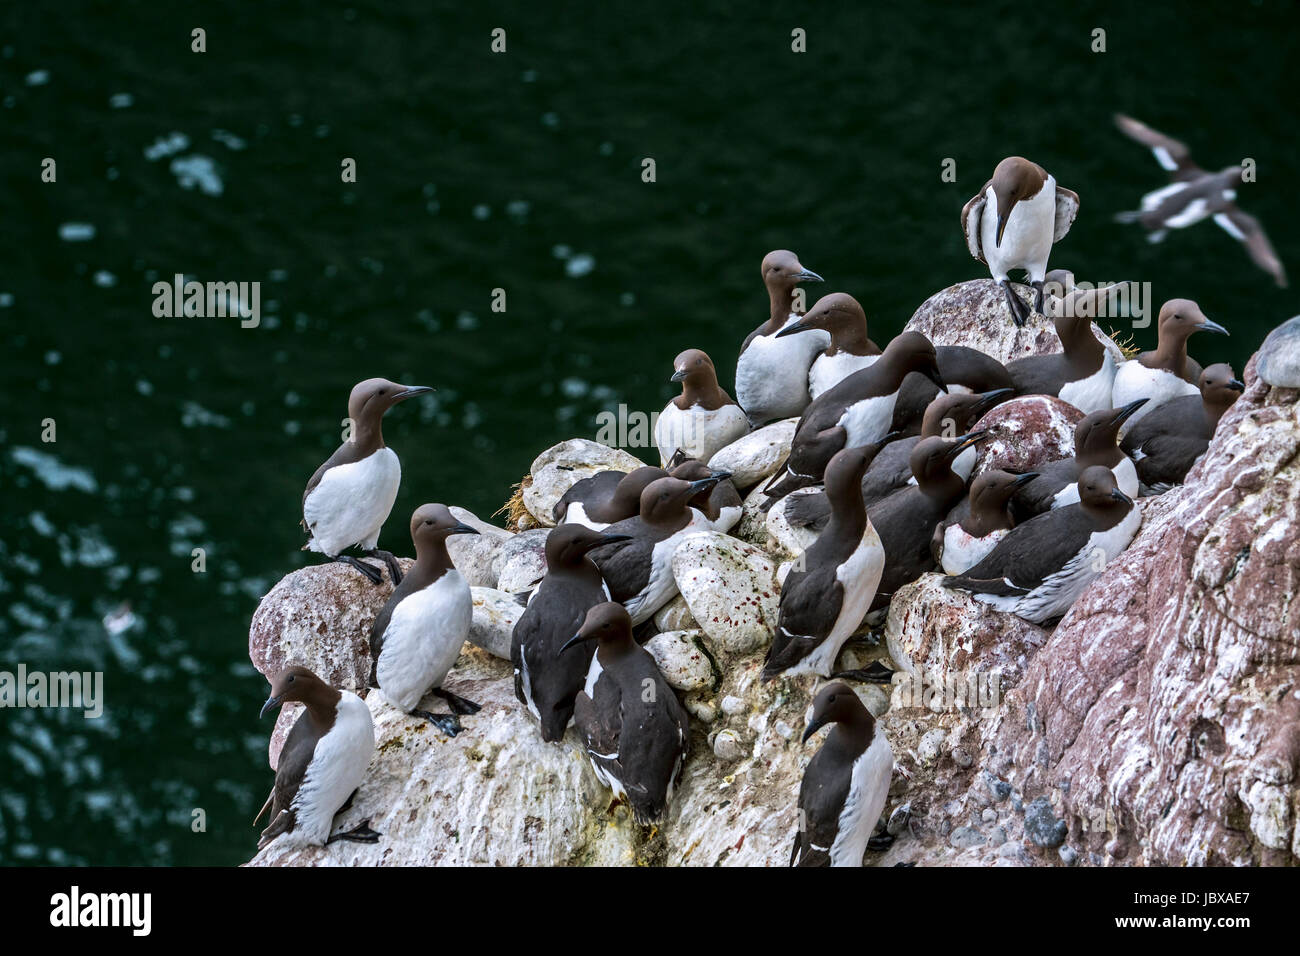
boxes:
[1010,400,1146,517]
[962,156,1081,326]
[1007,290,1120,414]
[791,682,894,867]
[763,441,893,680]
[1114,113,1287,287]
[773,292,882,399]
[254,665,378,849]
[301,377,433,584]
[1121,362,1244,493]
[1110,299,1227,426]
[944,466,1141,624]
[588,474,722,624]
[761,331,946,506]
[655,348,748,466]
[368,504,480,737]
[665,450,742,533]
[735,250,829,427]
[512,524,631,742]
[564,602,690,825]
[933,469,1039,575]
[553,466,668,529]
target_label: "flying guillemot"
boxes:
[588,474,722,625]
[1110,299,1227,426]
[773,292,882,400]
[1010,400,1146,517]
[1121,362,1244,493]
[933,469,1040,575]
[761,331,947,506]
[553,465,668,529]
[962,156,1081,326]
[736,250,829,427]
[1114,113,1288,288]
[763,441,893,680]
[512,523,630,742]
[944,466,1141,624]
[255,665,378,849]
[301,377,433,584]
[791,682,894,867]
[655,348,749,466]
[564,602,690,825]
[368,504,481,737]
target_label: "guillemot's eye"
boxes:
[287,675,295,683]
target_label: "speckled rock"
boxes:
[495,529,549,595]
[469,587,522,660]
[969,395,1082,480]
[764,488,821,562]
[653,595,699,633]
[446,507,514,588]
[1257,315,1300,388]
[645,630,717,692]
[708,417,798,490]
[522,439,646,528]
[733,483,773,548]
[905,279,1123,367]
[671,532,779,654]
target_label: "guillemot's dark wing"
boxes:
[1114,114,1204,181]
[765,562,844,675]
[1214,208,1288,288]
[256,711,322,847]
[961,180,993,262]
[943,506,1095,595]
[587,519,653,604]
[792,744,852,867]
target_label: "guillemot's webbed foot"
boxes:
[831,661,895,684]
[338,788,359,814]
[432,687,481,715]
[327,819,382,844]
[1031,280,1045,316]
[867,833,895,852]
[412,709,463,737]
[999,279,1030,327]
[335,555,384,585]
[364,549,403,585]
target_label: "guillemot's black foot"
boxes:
[432,687,481,715]
[327,819,382,844]
[412,709,463,737]
[867,833,895,851]
[832,661,896,684]
[999,280,1030,327]
[338,788,359,814]
[364,549,403,585]
[335,555,384,585]
[1031,280,1045,316]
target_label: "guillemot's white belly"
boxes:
[809,352,879,400]
[283,691,374,847]
[837,394,898,449]
[1111,361,1198,428]
[1058,353,1118,414]
[654,400,748,466]
[981,177,1057,282]
[376,570,471,712]
[304,447,401,556]
[736,315,831,424]
[941,525,1007,575]
[624,514,710,625]
[562,501,609,531]
[830,731,894,867]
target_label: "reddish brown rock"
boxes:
[969,395,1082,479]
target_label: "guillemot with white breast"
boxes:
[655,348,748,466]
[301,377,433,584]
[553,466,668,529]
[773,292,882,400]
[1110,299,1227,426]
[933,469,1040,575]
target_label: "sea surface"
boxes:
[1,1,1296,865]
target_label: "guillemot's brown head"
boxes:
[802,682,873,743]
[259,665,339,720]
[774,292,880,357]
[989,156,1048,246]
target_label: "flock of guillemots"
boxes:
[253,115,1287,866]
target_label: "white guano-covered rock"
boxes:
[671,531,778,654]
[645,629,717,692]
[469,587,523,660]
[523,439,646,528]
[708,418,798,490]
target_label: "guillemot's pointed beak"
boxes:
[995,214,1007,248]
[1196,319,1229,336]
[1227,378,1246,392]
[670,368,688,383]
[793,267,823,283]
[395,385,435,402]
[687,476,723,495]
[560,632,595,654]
[774,319,812,338]
[450,523,479,536]
[925,365,948,393]
[259,695,280,719]
[708,470,733,483]
[801,715,829,744]
[1114,398,1149,424]
[948,429,989,455]
[1013,471,1041,487]
[976,387,1015,410]
[1111,488,1133,505]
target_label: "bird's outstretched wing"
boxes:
[961,182,991,262]
[1114,113,1204,181]
[1215,208,1288,287]
[1053,186,1080,243]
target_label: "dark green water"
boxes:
[1,1,1296,865]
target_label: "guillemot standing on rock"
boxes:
[866,432,987,612]
[654,348,748,466]
[666,451,742,533]
[301,377,433,584]
[1121,363,1244,493]
[368,504,480,737]
[512,524,630,742]
[791,682,894,867]
[736,250,829,427]
[564,602,690,824]
[944,466,1141,625]
[1010,400,1146,518]
[1110,299,1227,426]
[762,332,947,506]
[255,665,378,850]
[588,475,722,625]
[933,470,1039,575]
[1114,113,1288,288]
[773,293,882,400]
[763,442,892,680]
[553,466,667,529]
[962,156,1080,326]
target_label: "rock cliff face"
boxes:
[244,287,1298,867]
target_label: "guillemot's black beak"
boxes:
[395,385,435,402]
[995,214,1007,248]
[976,387,1015,411]
[687,476,723,495]
[670,368,688,383]
[1013,471,1041,487]
[560,631,595,654]
[947,429,988,456]
[1114,398,1149,424]
[450,523,479,536]
[924,365,948,393]
[774,319,813,338]
[1111,488,1133,505]
[259,695,280,719]
[708,470,733,483]
[801,715,829,744]
[793,268,823,283]
[1196,319,1229,336]
[1227,378,1246,392]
